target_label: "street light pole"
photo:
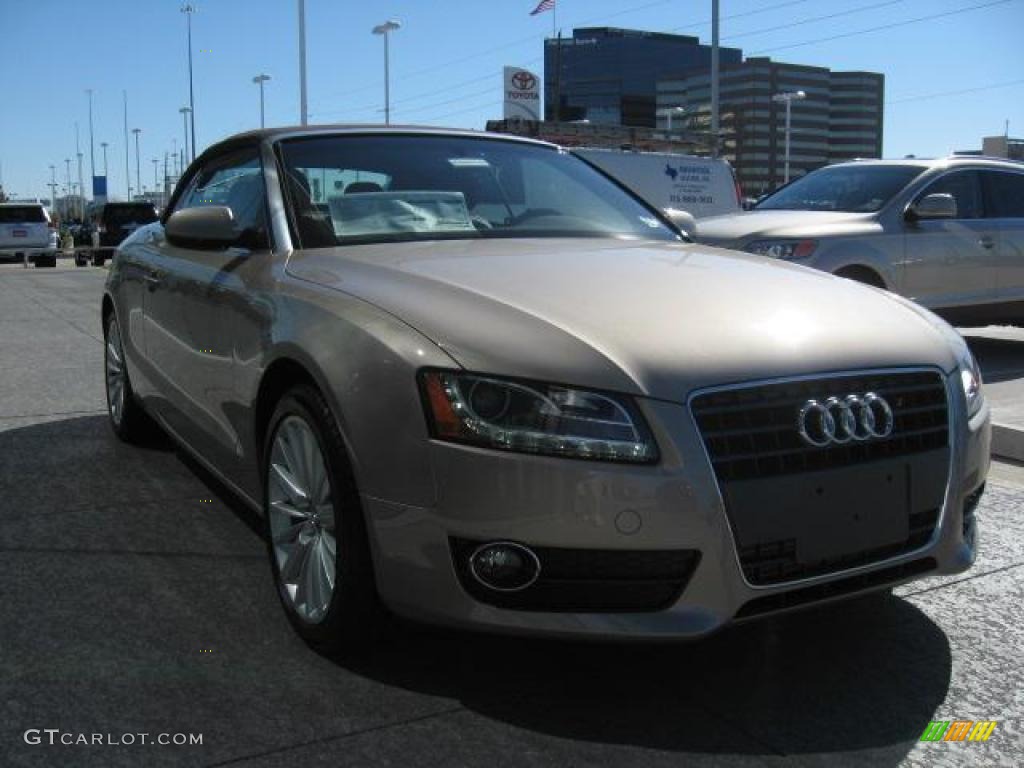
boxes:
[181,4,197,161]
[100,142,108,177]
[132,128,142,200]
[772,90,806,184]
[48,165,57,213]
[152,158,159,200]
[75,122,85,218]
[372,20,401,126]
[711,0,720,157]
[179,107,192,169]
[298,0,308,125]
[86,89,96,186]
[123,90,131,200]
[658,106,685,134]
[253,74,271,129]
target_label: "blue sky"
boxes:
[1,0,1022,200]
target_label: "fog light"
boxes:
[469,542,540,592]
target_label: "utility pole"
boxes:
[711,0,720,157]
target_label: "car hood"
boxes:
[285,238,956,400]
[696,210,880,248]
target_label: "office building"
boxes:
[656,57,883,195]
[544,27,742,127]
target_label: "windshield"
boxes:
[755,164,925,213]
[278,135,679,248]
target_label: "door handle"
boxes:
[143,272,162,291]
[979,236,995,249]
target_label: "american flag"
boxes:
[530,0,555,15]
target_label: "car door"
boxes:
[144,145,271,476]
[982,169,1024,304]
[902,169,998,309]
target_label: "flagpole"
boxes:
[552,1,557,36]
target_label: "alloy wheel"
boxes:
[267,415,337,623]
[105,320,126,427]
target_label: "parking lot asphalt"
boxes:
[1,262,1022,768]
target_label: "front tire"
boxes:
[262,384,382,652]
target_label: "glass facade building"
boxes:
[544,28,742,127]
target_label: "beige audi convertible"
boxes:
[102,126,990,649]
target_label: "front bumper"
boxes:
[365,370,990,640]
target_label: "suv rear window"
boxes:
[0,206,46,223]
[103,205,158,227]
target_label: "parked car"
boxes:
[695,156,1024,326]
[86,201,159,266]
[573,147,742,220]
[103,127,989,650]
[0,203,58,267]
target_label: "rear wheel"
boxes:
[104,313,153,442]
[262,384,383,652]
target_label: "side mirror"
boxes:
[165,206,237,249]
[663,207,697,239]
[906,193,957,221]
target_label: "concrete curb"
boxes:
[991,422,1024,463]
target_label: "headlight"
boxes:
[958,347,984,418]
[419,371,658,463]
[746,239,817,260]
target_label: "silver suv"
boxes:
[0,203,58,267]
[696,156,1024,326]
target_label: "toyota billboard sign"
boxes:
[503,66,541,121]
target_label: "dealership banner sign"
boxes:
[503,66,541,121]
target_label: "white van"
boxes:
[572,148,742,219]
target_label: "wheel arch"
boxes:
[833,263,888,289]
[252,349,361,481]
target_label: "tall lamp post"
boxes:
[100,142,109,177]
[298,0,308,125]
[253,74,271,128]
[372,20,401,126]
[181,4,197,161]
[771,90,806,184]
[179,107,192,169]
[657,106,685,135]
[86,89,96,188]
[64,158,71,214]
[48,165,57,213]
[152,158,159,203]
[132,128,142,200]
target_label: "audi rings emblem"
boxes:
[797,392,894,447]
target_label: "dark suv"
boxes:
[81,202,159,266]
